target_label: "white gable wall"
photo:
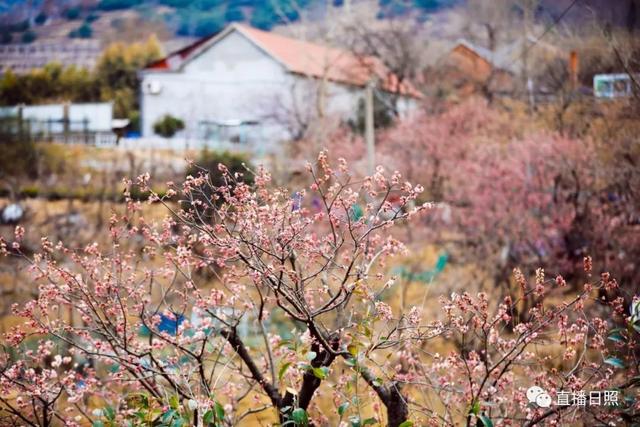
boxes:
[141,30,291,142]
[141,29,416,148]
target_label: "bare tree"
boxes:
[339,15,425,114]
[464,0,516,51]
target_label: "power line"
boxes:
[502,0,580,72]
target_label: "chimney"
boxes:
[569,50,579,90]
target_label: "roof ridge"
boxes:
[234,23,369,64]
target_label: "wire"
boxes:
[502,0,579,72]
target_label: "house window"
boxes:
[199,120,261,144]
[613,79,629,97]
[594,74,634,98]
[595,79,613,97]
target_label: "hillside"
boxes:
[0,0,458,46]
[2,0,637,50]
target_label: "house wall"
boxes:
[141,30,293,146]
[140,29,416,148]
[448,45,493,82]
[442,45,515,96]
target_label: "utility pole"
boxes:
[519,0,539,112]
[527,77,535,111]
[63,101,70,144]
[365,80,375,175]
[344,0,351,14]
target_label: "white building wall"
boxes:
[326,81,361,116]
[141,30,291,145]
[68,103,113,131]
[141,29,416,149]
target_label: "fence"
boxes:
[118,136,277,155]
[0,102,117,145]
[0,116,118,145]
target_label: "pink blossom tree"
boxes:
[379,100,640,302]
[1,153,429,426]
[0,152,637,426]
[410,263,637,426]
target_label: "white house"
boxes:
[139,23,420,150]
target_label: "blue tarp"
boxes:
[140,313,185,336]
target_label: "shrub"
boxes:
[180,11,226,37]
[224,5,244,22]
[186,150,253,186]
[69,23,92,39]
[34,12,47,25]
[20,30,36,44]
[20,186,40,198]
[377,99,640,299]
[76,23,93,38]
[249,4,278,30]
[85,12,100,23]
[98,0,143,11]
[0,118,39,199]
[64,7,81,20]
[153,114,185,137]
[185,150,253,217]
[6,20,29,33]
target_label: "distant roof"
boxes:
[452,36,559,74]
[455,39,497,67]
[144,23,421,98]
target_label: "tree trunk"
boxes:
[280,337,339,426]
[385,383,409,427]
[356,363,409,426]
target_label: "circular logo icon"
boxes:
[535,392,552,408]
[527,386,552,408]
[526,386,545,403]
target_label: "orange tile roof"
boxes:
[145,24,421,98]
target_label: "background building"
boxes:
[140,23,420,149]
[0,39,102,74]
